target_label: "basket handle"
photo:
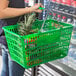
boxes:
[40,9,63,31]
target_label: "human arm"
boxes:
[0,0,43,19]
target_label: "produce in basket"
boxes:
[18,13,39,35]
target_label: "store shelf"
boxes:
[52,9,76,18]
[71,38,76,45]
[51,1,76,9]
[48,61,76,76]
[24,63,65,76]
[43,1,76,76]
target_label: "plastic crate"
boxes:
[2,19,73,69]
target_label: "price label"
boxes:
[29,0,34,6]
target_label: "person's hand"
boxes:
[29,3,44,13]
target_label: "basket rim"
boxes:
[2,19,73,38]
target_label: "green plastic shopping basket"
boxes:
[2,19,73,69]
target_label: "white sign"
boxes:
[29,0,34,6]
